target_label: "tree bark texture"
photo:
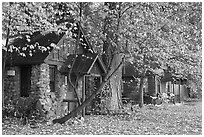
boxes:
[2,27,10,108]
[107,53,123,110]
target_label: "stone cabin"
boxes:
[3,22,106,119]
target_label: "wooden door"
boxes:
[20,66,31,97]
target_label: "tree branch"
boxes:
[68,56,81,106]
[120,3,137,17]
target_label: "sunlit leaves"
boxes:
[119,2,201,87]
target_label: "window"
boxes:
[49,65,56,92]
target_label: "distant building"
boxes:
[161,70,189,103]
[122,62,189,103]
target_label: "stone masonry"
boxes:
[4,63,68,120]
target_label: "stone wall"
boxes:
[4,63,68,120]
[3,66,21,105]
[30,65,41,98]
[34,63,68,120]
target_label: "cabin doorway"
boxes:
[20,66,31,97]
[83,75,101,114]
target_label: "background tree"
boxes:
[122,2,202,107]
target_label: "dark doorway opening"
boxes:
[20,66,31,97]
[84,76,101,114]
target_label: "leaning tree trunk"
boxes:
[53,77,108,124]
[52,56,125,124]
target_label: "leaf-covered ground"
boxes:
[2,100,202,135]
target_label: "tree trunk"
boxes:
[138,76,145,108]
[2,4,11,108]
[102,45,123,111]
[53,56,124,124]
[107,53,123,110]
[101,2,123,111]
[2,27,10,108]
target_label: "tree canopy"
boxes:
[71,2,202,92]
[2,2,202,93]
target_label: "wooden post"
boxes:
[178,79,181,103]
[160,81,162,94]
[68,102,70,113]
[172,80,175,104]
[82,76,86,117]
[155,76,157,96]
[172,80,174,94]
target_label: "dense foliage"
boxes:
[2,2,201,92]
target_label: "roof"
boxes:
[55,17,94,53]
[69,21,94,54]
[4,21,94,66]
[75,22,94,53]
[60,53,107,75]
[161,72,187,82]
[4,31,63,65]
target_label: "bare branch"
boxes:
[120,3,137,17]
[68,56,81,105]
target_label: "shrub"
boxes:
[2,100,15,118]
[3,96,45,125]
